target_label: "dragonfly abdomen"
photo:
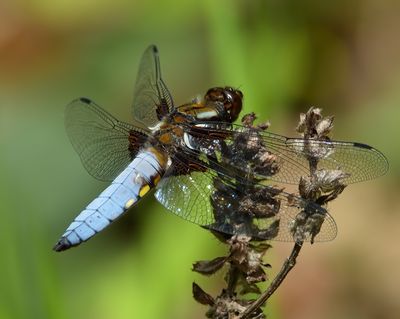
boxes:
[53,149,166,251]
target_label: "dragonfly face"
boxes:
[54,45,388,251]
[203,87,243,122]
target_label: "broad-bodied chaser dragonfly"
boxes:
[54,45,388,251]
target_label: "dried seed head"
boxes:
[297,107,334,140]
[242,112,257,127]
[228,236,270,285]
[290,210,325,243]
[316,116,334,136]
[205,294,265,319]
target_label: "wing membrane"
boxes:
[185,123,388,185]
[155,149,337,242]
[65,98,149,181]
[260,131,388,184]
[132,45,174,127]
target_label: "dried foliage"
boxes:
[193,108,354,318]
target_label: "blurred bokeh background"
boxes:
[1,1,399,318]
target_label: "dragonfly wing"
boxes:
[245,127,388,185]
[280,137,389,184]
[185,123,388,185]
[65,97,148,181]
[154,148,336,242]
[154,150,215,226]
[132,45,174,127]
[271,195,337,242]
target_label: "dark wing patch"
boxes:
[65,98,149,181]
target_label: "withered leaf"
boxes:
[192,282,215,306]
[193,256,227,275]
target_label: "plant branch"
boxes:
[239,241,303,318]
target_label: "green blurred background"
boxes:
[1,1,399,318]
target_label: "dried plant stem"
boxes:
[240,241,304,319]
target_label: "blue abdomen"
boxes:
[54,149,166,251]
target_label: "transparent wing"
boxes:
[132,45,174,127]
[65,97,149,181]
[259,130,389,184]
[155,150,337,242]
[155,168,216,227]
[185,123,388,185]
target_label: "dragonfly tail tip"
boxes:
[53,237,72,252]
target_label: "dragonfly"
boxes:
[53,45,388,251]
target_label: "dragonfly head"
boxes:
[205,87,243,122]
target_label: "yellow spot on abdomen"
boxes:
[125,198,136,209]
[139,184,150,198]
